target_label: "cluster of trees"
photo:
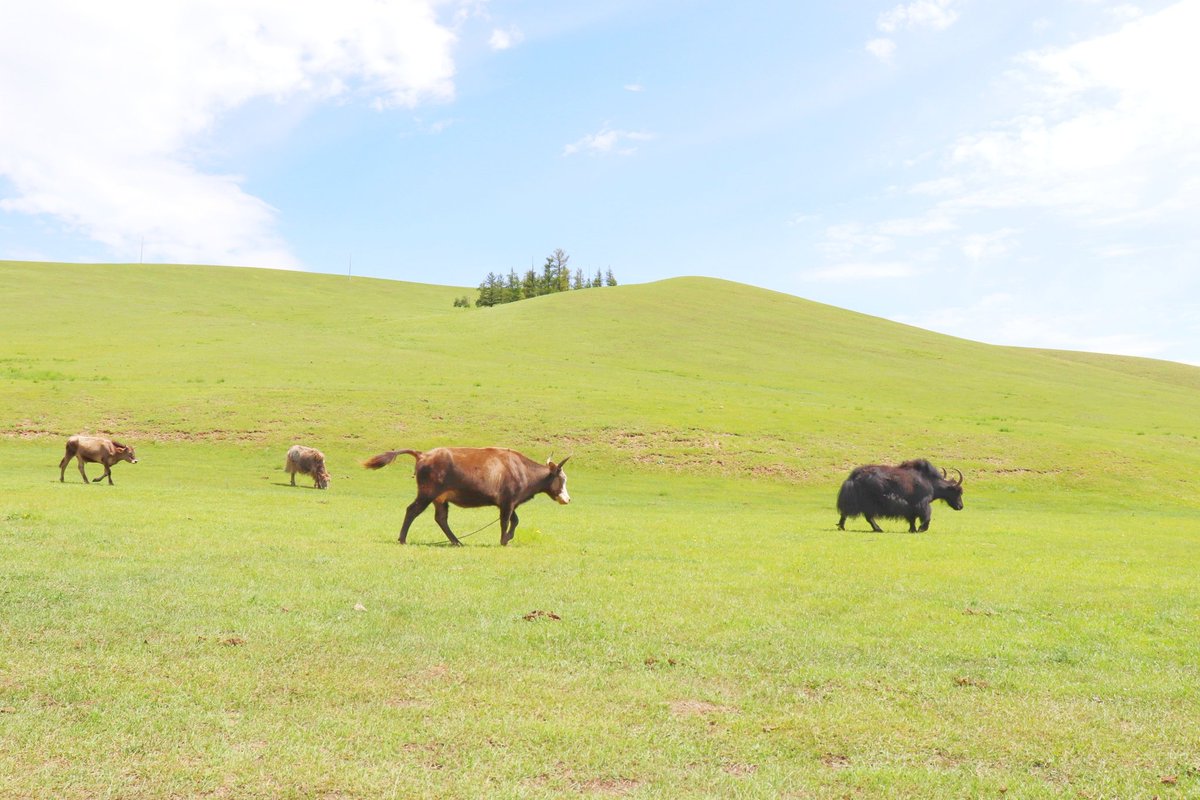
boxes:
[462,249,617,308]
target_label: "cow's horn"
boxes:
[952,468,963,485]
[557,456,570,469]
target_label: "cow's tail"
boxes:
[362,449,422,470]
[836,478,860,517]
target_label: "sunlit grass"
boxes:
[1,261,1198,797]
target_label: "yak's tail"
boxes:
[836,478,860,517]
[362,449,422,470]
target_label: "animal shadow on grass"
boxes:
[270,481,322,489]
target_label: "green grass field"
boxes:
[2,260,1198,798]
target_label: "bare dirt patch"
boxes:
[669,699,736,717]
[821,753,851,769]
[576,777,641,795]
[722,763,758,776]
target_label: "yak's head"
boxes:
[314,463,331,490]
[938,468,964,510]
[113,442,138,464]
[546,456,571,505]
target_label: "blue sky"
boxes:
[2,1,1198,363]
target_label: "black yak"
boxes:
[837,459,963,532]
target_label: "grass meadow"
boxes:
[1,261,1199,798]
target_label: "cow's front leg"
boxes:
[433,501,462,546]
[837,515,847,530]
[500,507,518,546]
[93,464,112,484]
[907,517,918,533]
[864,515,883,532]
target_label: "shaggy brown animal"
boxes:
[286,445,331,490]
[362,446,570,546]
[59,435,138,485]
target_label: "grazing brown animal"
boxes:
[59,435,138,485]
[286,445,331,489]
[362,447,571,546]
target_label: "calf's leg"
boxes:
[432,501,462,547]
[76,457,90,484]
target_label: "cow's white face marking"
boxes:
[556,474,570,505]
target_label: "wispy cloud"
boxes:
[868,0,960,61]
[865,38,897,64]
[624,83,645,92]
[562,127,656,157]
[489,26,524,51]
[877,0,960,33]
[802,262,918,282]
[0,0,459,268]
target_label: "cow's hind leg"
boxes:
[500,507,518,546]
[76,457,90,484]
[59,447,74,482]
[432,501,462,547]
[398,496,431,543]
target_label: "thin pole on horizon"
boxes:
[139,237,144,264]
[348,254,352,280]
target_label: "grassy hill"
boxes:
[1,260,1198,798]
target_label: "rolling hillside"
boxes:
[2,260,1197,503]
[2,260,1199,798]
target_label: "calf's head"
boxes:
[546,457,571,505]
[314,460,331,490]
[114,442,138,464]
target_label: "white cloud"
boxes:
[0,0,460,267]
[489,26,524,51]
[947,1,1200,222]
[877,0,960,33]
[802,262,918,282]
[960,229,1018,262]
[562,127,655,157]
[866,38,897,64]
[624,83,646,92]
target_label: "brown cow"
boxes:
[362,447,571,546]
[59,435,138,485]
[286,445,331,489]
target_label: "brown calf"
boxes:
[286,445,331,489]
[59,435,138,485]
[362,447,570,546]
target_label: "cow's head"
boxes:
[114,442,138,464]
[938,467,964,510]
[546,456,571,504]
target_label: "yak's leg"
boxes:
[837,515,847,530]
[432,501,462,546]
[500,507,518,546]
[916,501,932,532]
[289,471,296,486]
[77,457,90,484]
[398,496,431,543]
[864,515,883,533]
